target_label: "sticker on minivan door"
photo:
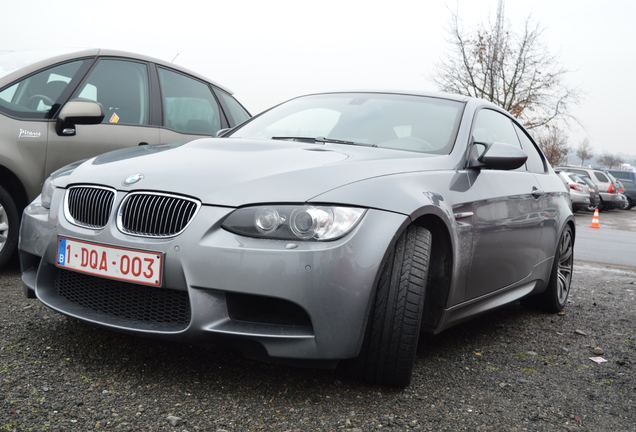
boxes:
[18,128,42,139]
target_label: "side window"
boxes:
[214,88,250,126]
[73,59,149,125]
[513,124,546,173]
[0,60,85,118]
[594,172,609,183]
[158,68,221,135]
[610,171,634,182]
[473,109,520,147]
[472,109,525,171]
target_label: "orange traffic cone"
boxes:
[589,208,601,228]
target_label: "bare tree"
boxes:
[576,138,593,166]
[537,126,569,166]
[598,153,624,169]
[435,0,578,129]
[613,154,625,168]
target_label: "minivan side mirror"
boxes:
[468,140,528,170]
[56,99,104,136]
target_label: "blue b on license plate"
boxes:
[56,237,163,287]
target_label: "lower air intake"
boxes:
[55,269,191,331]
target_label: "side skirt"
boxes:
[433,256,553,333]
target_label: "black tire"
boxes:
[538,225,574,313]
[621,197,632,210]
[353,225,432,387]
[597,199,605,211]
[0,185,20,268]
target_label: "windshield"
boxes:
[230,93,464,154]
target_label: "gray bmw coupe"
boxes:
[19,92,574,386]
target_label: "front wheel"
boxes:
[352,225,432,387]
[538,225,574,312]
[0,186,20,268]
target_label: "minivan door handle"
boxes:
[531,187,545,199]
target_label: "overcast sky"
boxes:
[2,0,634,155]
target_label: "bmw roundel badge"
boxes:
[124,173,144,185]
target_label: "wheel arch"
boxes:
[411,211,454,332]
[566,217,576,241]
[0,164,29,211]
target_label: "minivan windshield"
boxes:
[229,93,464,154]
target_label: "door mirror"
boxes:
[215,128,231,137]
[56,99,104,136]
[469,141,528,170]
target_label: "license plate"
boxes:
[56,237,163,287]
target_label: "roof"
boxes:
[0,48,232,94]
[286,90,502,112]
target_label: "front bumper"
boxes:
[19,188,407,360]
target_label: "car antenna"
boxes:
[171,52,180,63]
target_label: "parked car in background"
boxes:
[556,170,590,211]
[20,91,575,387]
[607,169,635,209]
[605,172,629,210]
[617,193,629,210]
[577,175,601,211]
[0,49,251,267]
[557,167,622,210]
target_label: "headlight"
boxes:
[41,176,55,209]
[39,160,85,209]
[222,205,366,241]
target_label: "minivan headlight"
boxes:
[222,205,366,241]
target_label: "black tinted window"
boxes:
[0,60,85,118]
[514,124,545,173]
[75,59,149,125]
[215,89,250,125]
[158,68,221,135]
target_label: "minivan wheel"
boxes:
[352,225,431,387]
[0,186,20,268]
[539,225,574,313]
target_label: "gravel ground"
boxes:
[1,260,634,432]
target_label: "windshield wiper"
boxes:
[271,136,377,148]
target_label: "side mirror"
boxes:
[56,99,104,136]
[468,141,528,170]
[215,128,231,137]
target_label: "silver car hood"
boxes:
[57,138,446,206]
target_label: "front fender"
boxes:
[311,170,467,307]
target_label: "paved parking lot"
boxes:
[1,211,635,431]
[573,208,636,268]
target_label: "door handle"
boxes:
[531,187,545,199]
[138,142,149,146]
